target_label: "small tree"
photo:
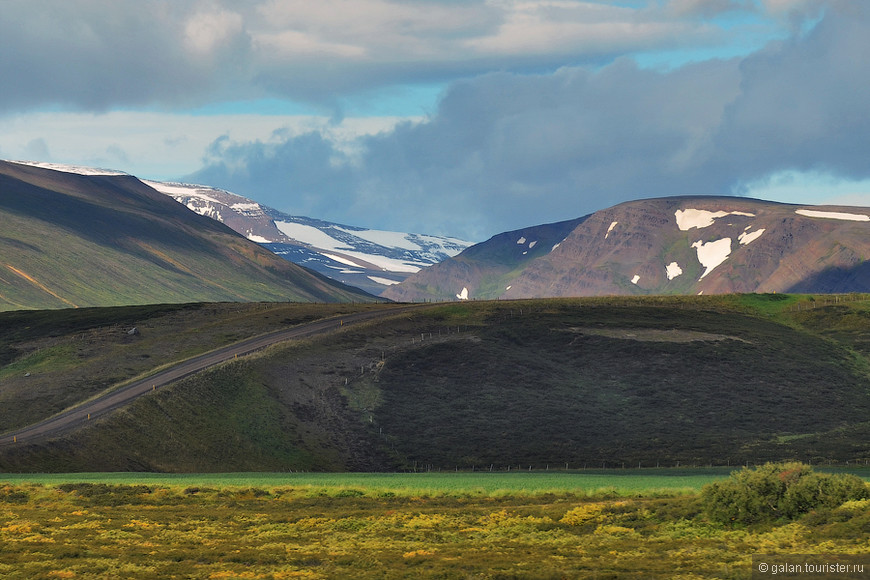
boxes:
[701,462,869,525]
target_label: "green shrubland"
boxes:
[702,462,870,525]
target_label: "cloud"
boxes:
[0,0,766,113]
[190,1,870,240]
[23,138,50,160]
[713,1,870,185]
[666,0,749,18]
[190,57,742,238]
[0,1,252,112]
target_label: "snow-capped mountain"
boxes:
[11,160,129,176]
[144,180,472,296]
[0,160,374,310]
[383,196,870,301]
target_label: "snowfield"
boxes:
[277,221,427,273]
[11,161,128,176]
[675,208,755,231]
[795,209,870,222]
[692,238,732,280]
[368,276,400,286]
[666,262,683,280]
[144,181,225,204]
[738,228,765,245]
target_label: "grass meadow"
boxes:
[1,469,868,579]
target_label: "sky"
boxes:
[2,0,870,241]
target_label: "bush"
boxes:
[701,462,869,525]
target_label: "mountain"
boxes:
[145,180,472,296]
[382,196,870,301]
[0,161,374,310]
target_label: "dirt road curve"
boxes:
[0,304,424,447]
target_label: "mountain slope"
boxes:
[0,161,374,310]
[381,217,586,302]
[145,180,472,296]
[1,296,868,471]
[383,197,870,301]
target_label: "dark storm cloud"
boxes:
[193,131,358,218]
[190,56,741,238]
[189,1,870,240]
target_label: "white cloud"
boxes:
[666,0,748,17]
[184,7,245,55]
[0,0,777,112]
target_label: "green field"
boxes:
[0,469,740,496]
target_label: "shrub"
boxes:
[0,485,29,504]
[701,462,869,525]
[55,483,154,505]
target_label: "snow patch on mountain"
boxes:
[276,221,423,273]
[666,262,683,280]
[10,160,128,176]
[369,276,401,286]
[675,209,756,231]
[143,178,471,294]
[796,209,870,222]
[692,238,732,280]
[738,228,765,245]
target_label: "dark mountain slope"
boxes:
[1,296,868,471]
[0,161,373,310]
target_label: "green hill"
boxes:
[0,161,373,310]
[1,295,869,471]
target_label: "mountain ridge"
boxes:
[144,180,472,296]
[0,161,374,310]
[382,196,870,301]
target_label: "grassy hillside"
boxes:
[0,161,373,310]
[1,295,869,472]
[0,302,384,433]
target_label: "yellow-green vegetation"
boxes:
[0,469,732,496]
[0,464,867,579]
